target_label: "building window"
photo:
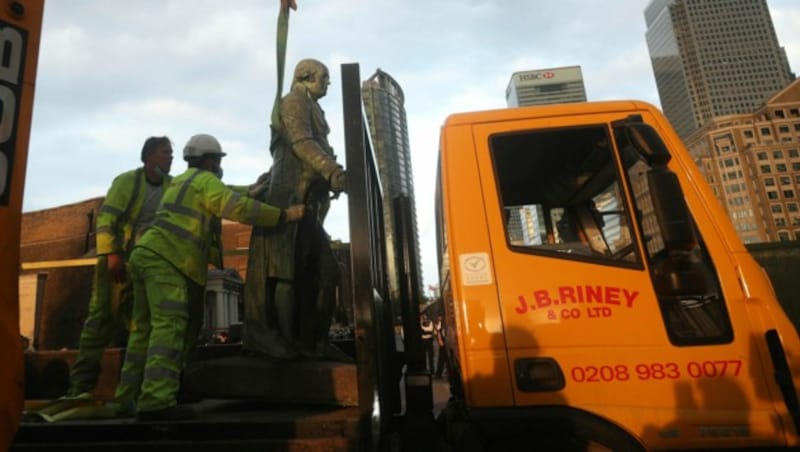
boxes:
[757,152,768,160]
[788,203,799,213]
[791,149,800,158]
[784,190,795,199]
[774,150,785,159]
[761,165,772,174]
[780,125,790,133]
[768,191,779,200]
[776,218,787,227]
[778,231,790,241]
[777,164,788,172]
[772,204,783,213]
[761,128,772,136]
[744,130,754,138]
[775,110,786,119]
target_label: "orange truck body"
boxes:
[0,1,43,449]
[436,100,800,449]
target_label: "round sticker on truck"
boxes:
[459,252,492,286]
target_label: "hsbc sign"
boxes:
[518,71,556,82]
[512,66,583,88]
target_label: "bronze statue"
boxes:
[244,59,346,360]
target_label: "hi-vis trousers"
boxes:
[68,255,132,397]
[114,247,203,413]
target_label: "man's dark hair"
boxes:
[140,136,171,163]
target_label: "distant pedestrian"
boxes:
[420,313,434,372]
[434,314,448,379]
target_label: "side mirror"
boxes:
[647,167,697,251]
[612,115,671,167]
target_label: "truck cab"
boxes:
[436,101,800,450]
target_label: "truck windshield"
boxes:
[490,125,640,267]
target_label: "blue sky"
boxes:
[22,0,800,290]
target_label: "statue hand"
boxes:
[284,204,305,222]
[330,168,346,194]
[249,171,271,198]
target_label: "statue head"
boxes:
[293,58,330,100]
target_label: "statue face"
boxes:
[306,70,330,100]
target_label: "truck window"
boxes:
[490,125,639,267]
[614,126,733,346]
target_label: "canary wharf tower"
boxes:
[361,69,423,302]
[645,0,794,140]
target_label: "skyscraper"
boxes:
[645,0,794,140]
[361,69,423,302]
[506,65,587,107]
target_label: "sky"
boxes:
[22,0,800,293]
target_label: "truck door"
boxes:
[469,111,789,448]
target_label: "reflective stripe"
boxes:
[174,169,203,205]
[220,192,241,218]
[95,225,113,235]
[148,345,182,362]
[161,202,204,221]
[125,351,147,367]
[84,317,102,332]
[159,300,186,312]
[119,372,142,385]
[144,366,180,380]
[154,219,205,249]
[247,200,261,224]
[100,205,124,216]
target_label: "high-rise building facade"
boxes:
[645,0,794,140]
[506,65,587,107]
[361,69,423,302]
[686,79,800,244]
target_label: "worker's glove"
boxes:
[284,204,306,223]
[106,253,126,284]
[329,167,346,194]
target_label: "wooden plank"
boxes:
[21,258,97,271]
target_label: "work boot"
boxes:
[136,404,196,421]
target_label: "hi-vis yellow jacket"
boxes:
[136,168,284,286]
[96,168,168,256]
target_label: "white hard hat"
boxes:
[183,134,226,161]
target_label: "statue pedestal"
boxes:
[182,353,358,407]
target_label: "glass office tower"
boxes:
[645,0,794,140]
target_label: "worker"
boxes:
[244,58,346,361]
[66,136,174,398]
[114,133,305,421]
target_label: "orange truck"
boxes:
[0,1,43,450]
[435,100,800,450]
